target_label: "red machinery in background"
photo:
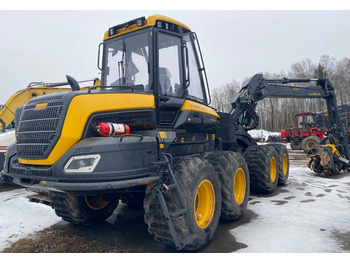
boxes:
[281,105,350,152]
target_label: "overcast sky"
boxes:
[1,9,350,104]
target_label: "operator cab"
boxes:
[100,15,212,126]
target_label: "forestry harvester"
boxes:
[1,15,348,250]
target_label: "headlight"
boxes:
[64,154,101,173]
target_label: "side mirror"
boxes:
[66,75,80,91]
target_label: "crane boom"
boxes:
[229,73,350,172]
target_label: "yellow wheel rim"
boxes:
[282,153,288,176]
[306,141,316,149]
[234,168,246,205]
[84,196,109,211]
[270,157,277,182]
[194,179,215,229]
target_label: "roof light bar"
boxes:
[108,16,146,37]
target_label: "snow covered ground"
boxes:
[0,165,349,253]
[234,167,350,253]
[0,188,61,251]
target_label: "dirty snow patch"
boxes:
[0,188,61,251]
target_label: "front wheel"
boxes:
[51,193,119,226]
[144,157,221,251]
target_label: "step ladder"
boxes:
[153,153,196,250]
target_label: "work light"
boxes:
[64,154,101,173]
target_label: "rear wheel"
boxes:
[203,151,250,220]
[51,193,118,226]
[301,136,320,153]
[243,145,278,194]
[144,157,221,251]
[264,144,289,185]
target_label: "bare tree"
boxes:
[211,80,241,112]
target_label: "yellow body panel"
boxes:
[103,14,191,41]
[18,93,155,165]
[181,100,220,119]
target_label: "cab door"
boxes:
[156,32,185,126]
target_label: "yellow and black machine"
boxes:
[1,14,346,250]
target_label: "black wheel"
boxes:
[51,193,119,226]
[144,157,221,251]
[264,144,289,185]
[243,145,278,194]
[290,140,301,150]
[301,136,320,153]
[203,151,250,221]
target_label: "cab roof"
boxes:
[103,14,191,41]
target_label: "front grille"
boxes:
[17,144,49,157]
[17,119,59,132]
[28,169,53,177]
[10,167,25,175]
[17,132,56,144]
[17,94,67,159]
[9,162,54,178]
[20,104,63,120]
[73,146,92,154]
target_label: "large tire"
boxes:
[301,136,320,153]
[264,144,289,185]
[51,193,119,226]
[144,157,221,251]
[203,151,250,221]
[243,145,278,194]
[290,140,301,150]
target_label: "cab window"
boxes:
[297,115,303,128]
[104,32,150,92]
[158,33,183,97]
[183,34,205,103]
